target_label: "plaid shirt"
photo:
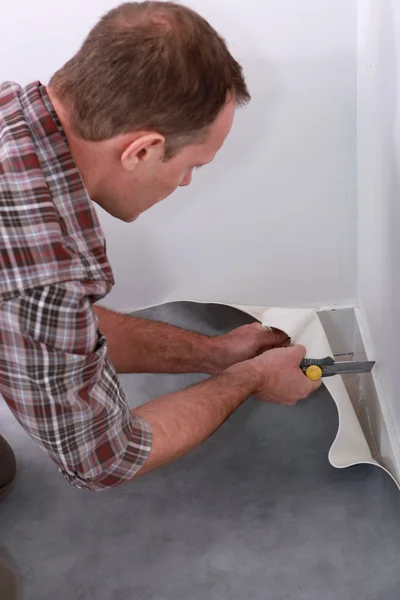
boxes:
[0,81,152,491]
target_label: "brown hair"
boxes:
[49,1,250,158]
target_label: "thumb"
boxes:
[287,344,307,363]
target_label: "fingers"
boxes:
[258,324,291,346]
[280,338,291,348]
[256,338,291,355]
[289,344,322,396]
[301,375,322,396]
[301,368,323,399]
[285,344,320,399]
[310,379,323,392]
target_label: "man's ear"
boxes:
[121,133,165,171]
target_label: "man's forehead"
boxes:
[197,99,236,155]
[206,98,236,147]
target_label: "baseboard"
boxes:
[317,306,356,356]
[353,307,400,483]
[318,305,400,482]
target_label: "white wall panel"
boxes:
[0,1,358,310]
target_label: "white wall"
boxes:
[0,0,358,311]
[357,1,400,442]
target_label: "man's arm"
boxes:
[0,282,152,491]
[133,345,320,477]
[94,305,290,375]
[0,282,319,490]
[134,361,255,475]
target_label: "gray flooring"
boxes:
[0,302,399,600]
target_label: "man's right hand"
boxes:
[133,343,321,478]
[248,344,321,406]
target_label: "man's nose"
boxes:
[179,171,192,187]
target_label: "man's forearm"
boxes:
[94,304,221,374]
[133,360,257,477]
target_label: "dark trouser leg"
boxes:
[0,436,16,502]
[0,436,19,599]
[0,556,18,600]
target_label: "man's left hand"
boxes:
[210,323,291,374]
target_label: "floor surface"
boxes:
[0,302,399,600]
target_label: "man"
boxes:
[0,2,320,596]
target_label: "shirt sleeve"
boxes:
[0,280,152,491]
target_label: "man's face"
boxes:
[96,97,237,222]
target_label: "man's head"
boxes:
[48,1,250,221]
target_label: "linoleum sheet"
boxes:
[227,304,400,489]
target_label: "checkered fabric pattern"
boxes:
[0,81,152,490]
